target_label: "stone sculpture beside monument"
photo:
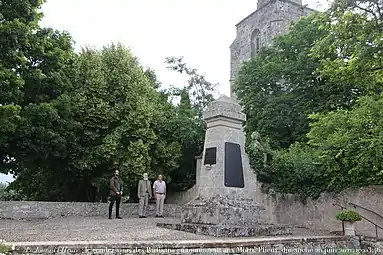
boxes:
[251,131,268,167]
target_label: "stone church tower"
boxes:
[229,0,314,98]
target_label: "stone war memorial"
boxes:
[158,95,291,237]
[1,0,383,253]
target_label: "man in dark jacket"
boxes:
[109,166,123,219]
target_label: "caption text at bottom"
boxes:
[20,246,382,254]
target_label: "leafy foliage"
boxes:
[4,43,175,201]
[0,243,12,255]
[1,0,78,199]
[165,57,216,115]
[236,0,383,200]
[0,182,24,201]
[164,57,217,192]
[312,0,383,95]
[305,0,383,195]
[235,12,355,150]
[335,209,362,222]
[0,0,216,201]
[248,139,329,200]
[307,94,383,191]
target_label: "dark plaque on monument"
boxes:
[224,142,244,188]
[204,147,217,165]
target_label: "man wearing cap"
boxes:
[137,173,152,218]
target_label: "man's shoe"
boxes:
[139,216,143,218]
[116,216,122,219]
[160,215,164,218]
[142,216,147,218]
[155,215,160,218]
[108,217,112,220]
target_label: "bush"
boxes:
[0,183,24,201]
[335,209,362,222]
[248,141,329,202]
[0,243,12,255]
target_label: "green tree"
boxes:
[256,0,383,200]
[164,57,217,191]
[234,12,360,150]
[0,182,24,201]
[312,0,383,95]
[165,57,216,115]
[0,0,45,105]
[307,94,383,191]
[236,6,383,200]
[248,139,328,200]
[4,42,183,201]
[168,88,202,191]
[302,0,383,193]
[146,73,182,187]
[0,0,77,199]
[0,1,216,201]
[60,44,180,201]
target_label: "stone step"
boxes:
[4,236,356,255]
[157,222,292,237]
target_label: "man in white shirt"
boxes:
[153,174,166,217]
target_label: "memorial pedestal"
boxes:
[181,195,265,226]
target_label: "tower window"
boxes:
[251,29,261,57]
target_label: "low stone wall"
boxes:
[257,185,383,238]
[0,201,182,220]
[2,185,383,239]
[167,184,383,238]
[166,184,198,204]
[166,156,201,205]
[7,236,362,255]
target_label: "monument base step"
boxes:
[181,195,267,226]
[156,222,292,237]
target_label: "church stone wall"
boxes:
[229,0,313,97]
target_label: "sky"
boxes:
[0,0,328,183]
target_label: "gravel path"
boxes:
[0,216,216,242]
[0,217,332,243]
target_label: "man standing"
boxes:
[153,174,166,218]
[109,167,123,219]
[137,173,152,218]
